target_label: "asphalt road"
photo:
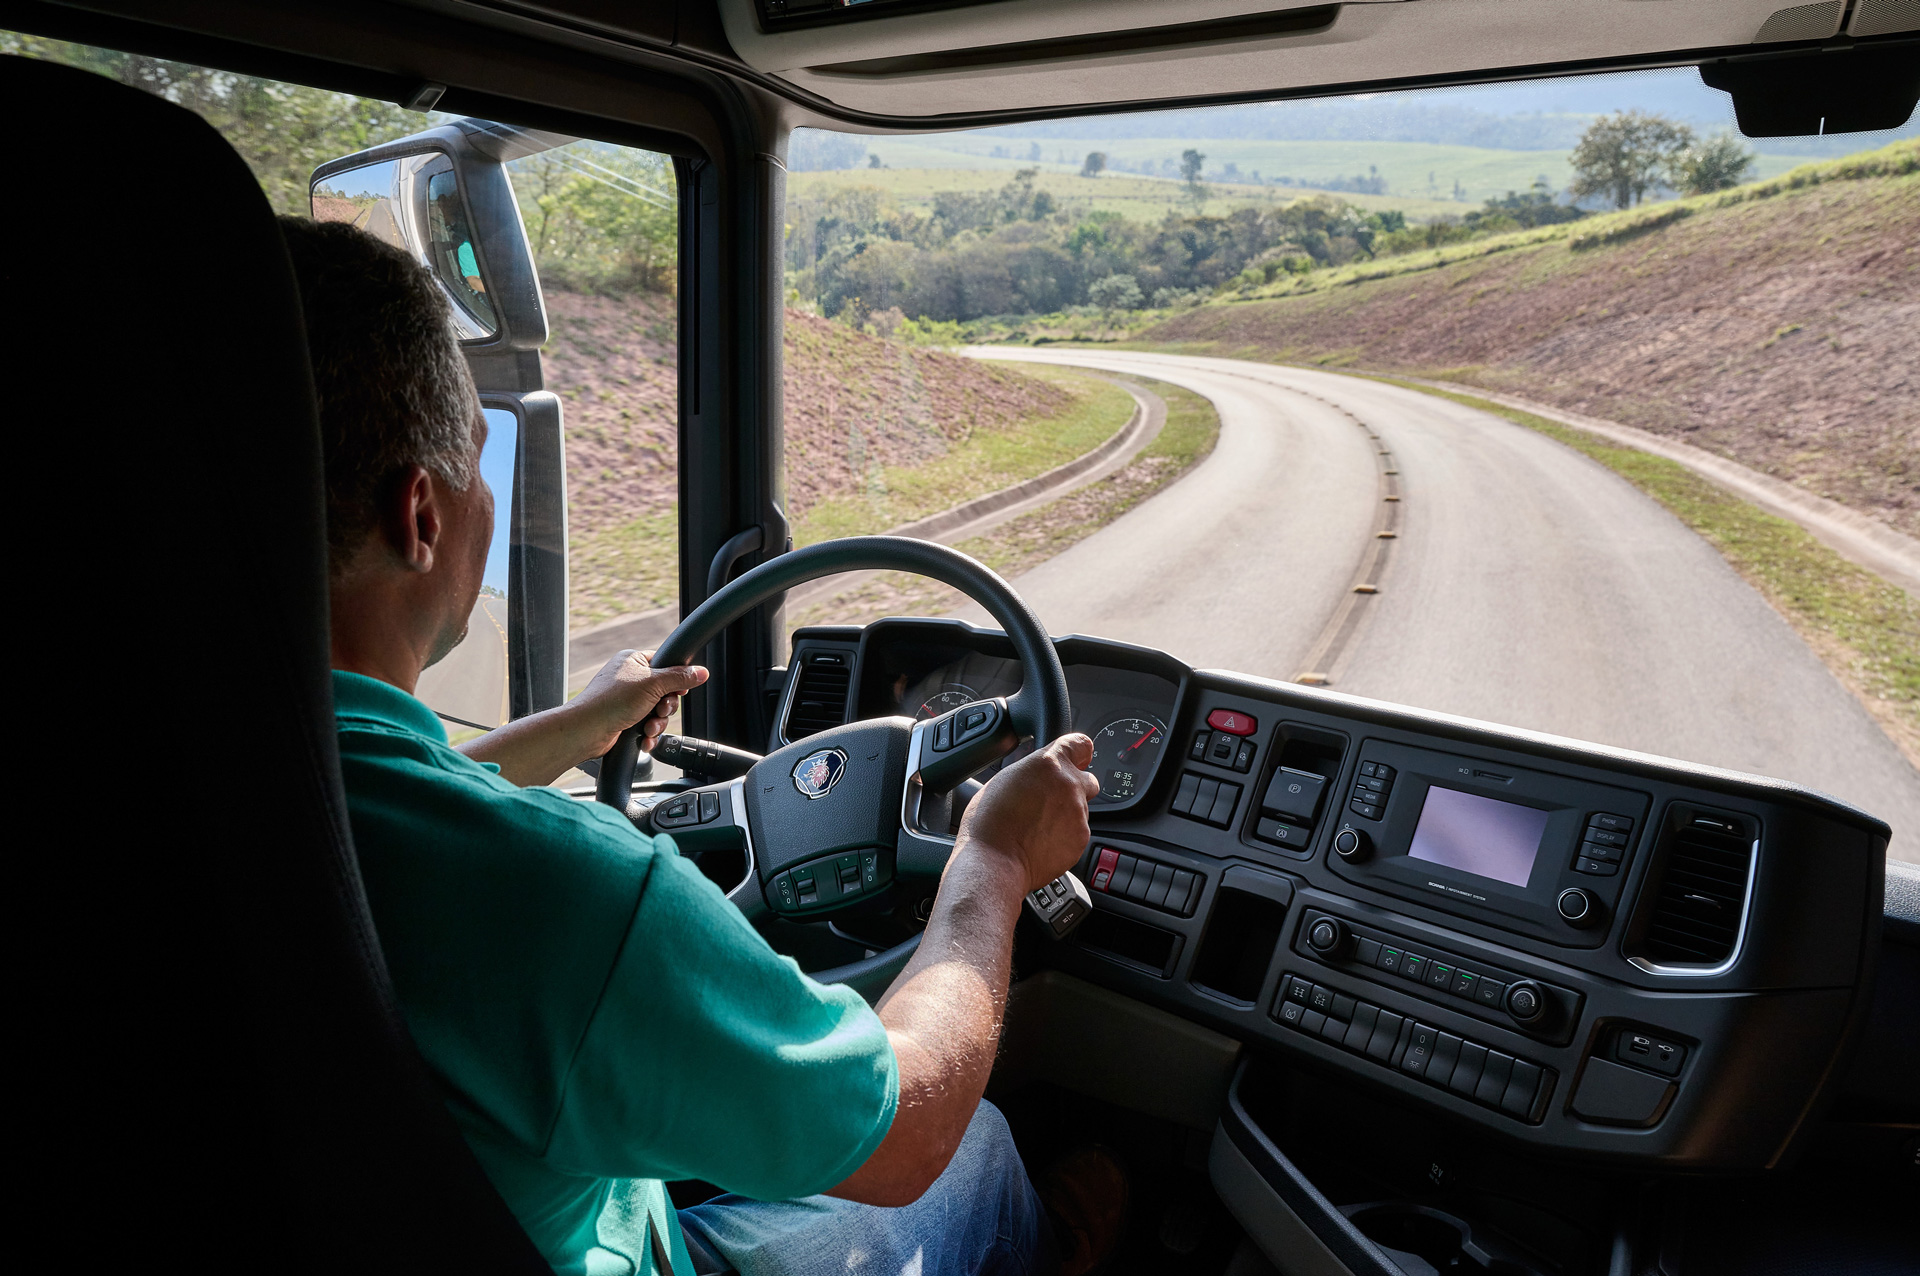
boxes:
[961,348,1918,862]
[416,593,511,731]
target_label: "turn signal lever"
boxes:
[652,734,760,781]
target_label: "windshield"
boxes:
[782,68,1918,863]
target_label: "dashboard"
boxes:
[775,618,1891,1172]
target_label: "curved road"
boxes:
[964,348,1918,862]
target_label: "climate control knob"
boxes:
[1306,917,1350,957]
[1333,828,1371,861]
[1557,887,1601,929]
[1505,980,1546,1025]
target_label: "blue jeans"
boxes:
[678,1101,1056,1276]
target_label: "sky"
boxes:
[479,406,516,595]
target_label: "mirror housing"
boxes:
[312,119,570,392]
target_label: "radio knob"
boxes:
[1333,828,1371,861]
[1557,887,1601,929]
[1307,917,1350,957]
[1505,980,1546,1025]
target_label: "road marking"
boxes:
[480,596,510,724]
[1284,388,1400,687]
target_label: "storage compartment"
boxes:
[1215,1058,1613,1276]
[1190,886,1289,1005]
[1073,908,1182,977]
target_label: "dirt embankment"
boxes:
[1142,165,1919,536]
[542,293,1070,625]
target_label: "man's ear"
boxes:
[386,464,442,574]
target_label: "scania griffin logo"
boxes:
[791,748,848,799]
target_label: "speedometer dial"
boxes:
[1088,714,1168,802]
[916,684,980,720]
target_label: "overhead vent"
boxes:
[785,651,852,740]
[1628,807,1758,973]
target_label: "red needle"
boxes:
[1130,726,1157,751]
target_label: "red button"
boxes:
[1091,846,1119,892]
[1207,709,1257,737]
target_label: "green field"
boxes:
[789,165,1466,224]
[847,135,1810,209]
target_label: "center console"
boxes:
[1049,665,1885,1173]
[780,620,1888,1177]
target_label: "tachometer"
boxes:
[916,684,980,720]
[1088,714,1168,802]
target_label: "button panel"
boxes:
[655,790,725,831]
[1088,845,1202,916]
[1349,760,1396,821]
[1189,729,1257,774]
[770,848,893,914]
[1572,811,1636,877]
[1295,910,1580,1042]
[1275,973,1552,1122]
[1171,771,1243,828]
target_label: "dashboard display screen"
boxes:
[1407,786,1549,888]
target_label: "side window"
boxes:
[8,34,682,749]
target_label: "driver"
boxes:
[282,214,1114,1276]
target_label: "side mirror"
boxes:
[312,119,569,383]
[313,121,574,725]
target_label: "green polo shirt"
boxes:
[332,672,898,1276]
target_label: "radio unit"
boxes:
[1326,741,1651,948]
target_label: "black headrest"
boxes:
[6,54,546,1272]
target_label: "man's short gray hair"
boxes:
[279,216,480,571]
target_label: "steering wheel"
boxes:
[595,536,1071,993]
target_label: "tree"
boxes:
[868,153,883,169]
[1088,272,1142,317]
[1569,111,1696,209]
[1180,148,1209,208]
[1080,151,1107,178]
[1675,132,1756,195]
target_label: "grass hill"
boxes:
[788,165,1462,225]
[543,292,1111,629]
[865,135,1816,208]
[1133,141,1919,536]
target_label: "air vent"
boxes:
[1631,809,1756,970]
[785,653,851,740]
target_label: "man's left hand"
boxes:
[456,649,708,788]
[572,649,710,759]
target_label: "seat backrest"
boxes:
[7,54,549,1273]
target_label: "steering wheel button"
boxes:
[698,792,721,823]
[932,718,952,752]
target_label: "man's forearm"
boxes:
[457,704,594,787]
[827,842,1027,1206]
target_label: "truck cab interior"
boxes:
[14,2,1915,1274]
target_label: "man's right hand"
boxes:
[956,734,1101,893]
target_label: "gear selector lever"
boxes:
[1024,871,1092,938]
